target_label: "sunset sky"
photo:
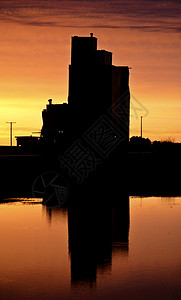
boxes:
[0,0,181,145]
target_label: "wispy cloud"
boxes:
[0,0,181,32]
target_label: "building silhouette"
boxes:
[41,33,130,148]
[15,34,130,152]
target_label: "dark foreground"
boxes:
[0,148,180,200]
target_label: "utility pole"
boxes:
[6,122,16,146]
[141,116,143,138]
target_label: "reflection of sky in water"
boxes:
[0,197,181,299]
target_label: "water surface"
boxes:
[0,196,181,299]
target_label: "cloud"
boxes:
[0,0,181,33]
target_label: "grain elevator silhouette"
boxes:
[41,33,130,150]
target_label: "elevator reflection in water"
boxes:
[67,192,129,287]
[42,185,129,289]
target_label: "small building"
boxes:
[16,136,41,153]
[41,100,69,145]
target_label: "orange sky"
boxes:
[0,0,181,145]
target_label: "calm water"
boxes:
[1,196,181,299]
